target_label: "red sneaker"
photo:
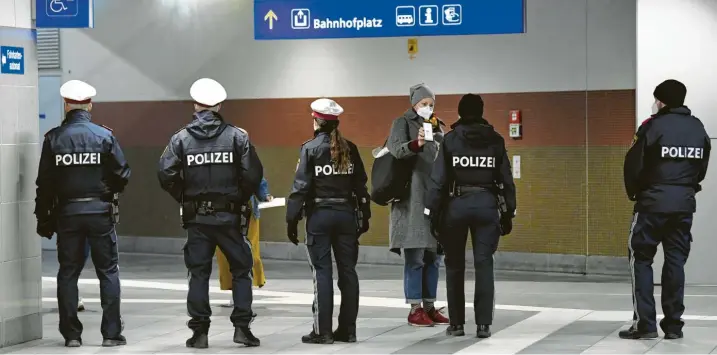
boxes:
[427,307,450,325]
[408,308,435,327]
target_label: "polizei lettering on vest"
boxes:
[187,152,234,166]
[452,156,496,168]
[315,164,355,176]
[55,153,101,166]
[660,146,704,159]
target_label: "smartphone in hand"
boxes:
[423,122,434,142]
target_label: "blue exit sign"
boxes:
[254,0,525,41]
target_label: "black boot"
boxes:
[234,326,260,347]
[659,319,684,340]
[446,324,465,336]
[64,339,82,347]
[302,330,334,344]
[477,325,491,338]
[102,335,127,347]
[664,331,683,340]
[618,326,658,340]
[333,328,357,343]
[186,332,208,349]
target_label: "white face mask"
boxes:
[416,106,433,119]
[651,101,660,115]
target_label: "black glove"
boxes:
[429,214,441,240]
[499,212,513,236]
[358,219,369,236]
[36,220,54,239]
[287,221,299,245]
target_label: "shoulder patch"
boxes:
[44,126,59,138]
[630,134,638,147]
[226,123,248,135]
[173,126,186,136]
[90,122,113,132]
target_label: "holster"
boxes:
[238,203,251,237]
[110,193,120,224]
[352,194,370,234]
[40,200,58,237]
[495,183,513,236]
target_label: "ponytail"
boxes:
[315,118,351,173]
[330,128,351,173]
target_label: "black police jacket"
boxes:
[624,106,711,213]
[286,131,371,223]
[425,117,517,215]
[35,110,131,219]
[157,110,264,224]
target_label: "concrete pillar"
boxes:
[0,0,43,347]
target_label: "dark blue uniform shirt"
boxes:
[157,110,263,224]
[286,131,371,223]
[35,110,131,219]
[425,118,516,214]
[624,106,711,213]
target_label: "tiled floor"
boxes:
[2,251,717,354]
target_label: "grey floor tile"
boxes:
[646,327,717,354]
[517,321,625,354]
[582,327,661,354]
[394,310,536,354]
[8,252,717,354]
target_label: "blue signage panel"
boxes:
[36,0,94,28]
[0,46,25,75]
[254,0,525,40]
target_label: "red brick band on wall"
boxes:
[92,89,636,257]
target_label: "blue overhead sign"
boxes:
[36,0,94,28]
[0,46,25,75]
[254,0,525,40]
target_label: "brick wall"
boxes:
[93,89,635,257]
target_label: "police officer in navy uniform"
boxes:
[620,79,711,340]
[157,78,264,349]
[35,80,131,348]
[424,94,516,338]
[287,98,371,344]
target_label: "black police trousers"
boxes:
[628,211,693,334]
[441,192,500,326]
[184,223,254,332]
[305,208,360,335]
[56,214,122,341]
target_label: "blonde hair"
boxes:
[315,118,350,173]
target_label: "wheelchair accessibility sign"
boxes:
[46,0,79,17]
[36,0,93,28]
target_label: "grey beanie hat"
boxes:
[409,83,435,106]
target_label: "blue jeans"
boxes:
[403,248,441,304]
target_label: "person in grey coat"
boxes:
[386,83,450,327]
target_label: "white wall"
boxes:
[59,0,636,102]
[638,0,717,285]
[0,0,43,347]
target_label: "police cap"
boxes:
[60,80,96,104]
[311,98,344,121]
[190,78,227,107]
